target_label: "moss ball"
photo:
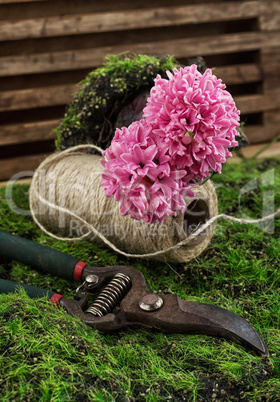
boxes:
[54,54,207,151]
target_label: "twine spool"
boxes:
[30,147,218,263]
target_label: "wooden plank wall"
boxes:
[0,0,280,181]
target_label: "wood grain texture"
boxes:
[260,47,280,92]
[235,90,280,114]
[0,0,46,3]
[0,84,75,112]
[231,141,280,162]
[0,0,280,180]
[1,32,280,77]
[0,2,259,41]
[0,153,49,181]
[264,111,280,127]
[0,120,58,146]
[262,72,280,92]
[260,14,280,31]
[213,63,262,85]
[260,47,280,63]
[245,124,280,144]
[260,0,280,15]
[0,177,32,188]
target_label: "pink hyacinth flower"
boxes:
[144,64,240,182]
[101,119,194,223]
[101,64,240,224]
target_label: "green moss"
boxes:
[54,54,179,151]
[0,158,280,400]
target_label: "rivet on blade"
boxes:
[139,294,163,311]
[85,275,99,284]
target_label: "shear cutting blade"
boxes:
[123,290,268,356]
[168,297,268,356]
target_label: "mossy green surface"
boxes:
[55,54,179,151]
[1,158,280,401]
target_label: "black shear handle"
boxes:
[0,229,84,282]
[0,277,58,299]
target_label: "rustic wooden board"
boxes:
[260,0,280,14]
[231,141,280,162]
[0,0,46,3]
[213,63,262,85]
[0,0,279,180]
[0,153,49,181]
[260,14,280,31]
[0,2,259,41]
[0,120,58,146]
[0,178,32,188]
[264,111,280,128]
[235,90,280,114]
[1,32,280,77]
[260,46,280,63]
[245,124,280,144]
[260,47,280,92]
[0,84,75,112]
[0,63,263,115]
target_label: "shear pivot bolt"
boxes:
[85,275,99,284]
[139,294,163,311]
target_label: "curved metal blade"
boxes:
[122,289,268,356]
[153,295,268,356]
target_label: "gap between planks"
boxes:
[0,63,266,113]
[1,31,280,77]
[0,2,260,41]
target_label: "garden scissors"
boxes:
[0,229,268,356]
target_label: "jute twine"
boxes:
[29,145,218,263]
[29,145,280,263]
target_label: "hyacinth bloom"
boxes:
[101,120,194,223]
[143,64,240,182]
[101,65,240,223]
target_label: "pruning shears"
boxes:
[0,229,268,356]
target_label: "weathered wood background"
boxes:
[0,0,280,180]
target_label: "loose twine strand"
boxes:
[30,144,280,259]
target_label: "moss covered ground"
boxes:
[0,158,280,401]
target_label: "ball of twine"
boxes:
[29,145,218,263]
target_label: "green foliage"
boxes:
[0,158,280,400]
[54,54,178,151]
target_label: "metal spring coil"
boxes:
[86,273,131,317]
